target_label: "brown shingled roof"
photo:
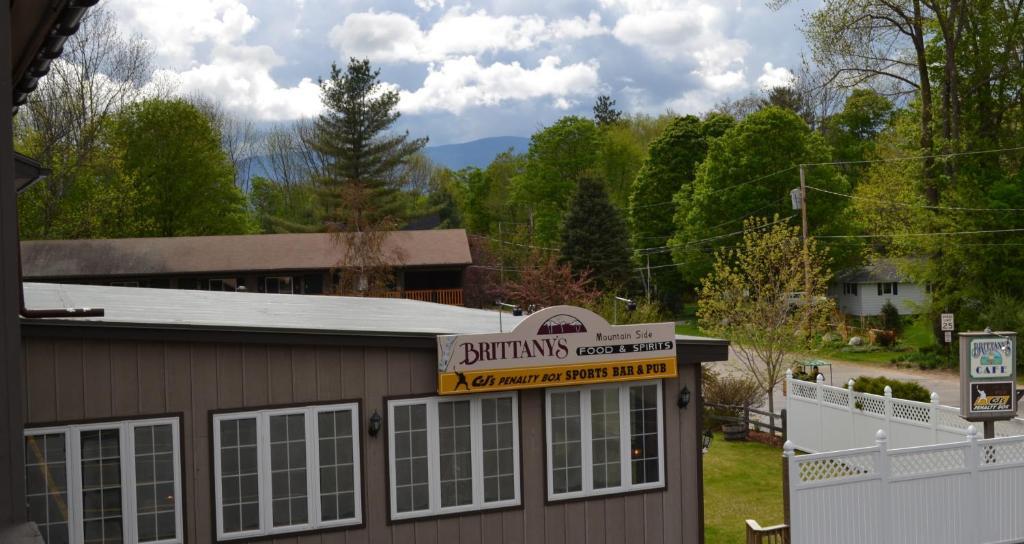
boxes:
[21,230,472,279]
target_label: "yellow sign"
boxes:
[439,356,677,394]
[437,305,677,395]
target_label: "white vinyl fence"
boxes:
[785,371,1024,452]
[788,427,1024,544]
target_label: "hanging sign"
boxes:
[960,332,1018,420]
[437,305,676,395]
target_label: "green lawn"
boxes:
[703,433,784,543]
[808,318,939,365]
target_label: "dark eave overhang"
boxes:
[14,152,50,193]
[12,0,99,114]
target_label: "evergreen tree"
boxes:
[311,58,428,231]
[593,95,623,127]
[561,178,633,290]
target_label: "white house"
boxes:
[828,259,928,316]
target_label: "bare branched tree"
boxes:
[189,94,259,192]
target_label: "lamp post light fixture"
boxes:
[368,410,382,437]
[678,385,691,409]
[702,430,713,454]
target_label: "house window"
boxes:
[545,381,665,501]
[208,278,238,291]
[842,283,858,296]
[264,276,294,294]
[387,393,520,521]
[212,403,361,541]
[877,282,898,296]
[24,417,184,544]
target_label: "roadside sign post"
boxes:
[959,331,1017,439]
[942,313,955,366]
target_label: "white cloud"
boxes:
[329,8,607,63]
[607,1,752,91]
[414,0,446,10]
[757,62,795,89]
[397,56,600,114]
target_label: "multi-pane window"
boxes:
[263,276,294,294]
[208,278,238,292]
[545,381,665,500]
[212,404,361,541]
[878,282,898,296]
[842,283,858,296]
[388,393,520,521]
[24,417,184,544]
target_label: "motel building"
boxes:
[12,283,728,544]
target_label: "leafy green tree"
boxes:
[111,98,254,236]
[311,58,428,231]
[513,116,599,245]
[671,107,851,286]
[593,95,622,127]
[561,177,633,290]
[628,115,715,307]
[698,216,834,414]
[823,89,893,185]
[250,177,318,233]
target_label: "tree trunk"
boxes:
[911,0,939,204]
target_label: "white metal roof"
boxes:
[22,282,524,337]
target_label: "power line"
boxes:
[806,185,1024,212]
[628,166,798,210]
[817,227,1024,239]
[799,144,1024,167]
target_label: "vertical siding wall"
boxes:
[21,336,702,544]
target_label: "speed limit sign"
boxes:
[941,313,955,332]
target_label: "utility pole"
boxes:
[498,221,504,287]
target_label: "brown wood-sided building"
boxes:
[17,282,728,544]
[21,230,473,306]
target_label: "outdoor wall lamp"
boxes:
[678,385,691,409]
[702,430,713,454]
[368,411,382,437]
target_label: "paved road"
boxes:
[711,347,964,412]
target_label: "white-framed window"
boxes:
[387,393,520,521]
[264,276,294,294]
[545,380,665,501]
[24,416,184,544]
[842,283,858,296]
[877,282,898,296]
[212,403,362,541]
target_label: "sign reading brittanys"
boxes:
[437,305,676,395]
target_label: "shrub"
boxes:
[851,375,931,402]
[891,350,950,370]
[702,367,763,428]
[880,300,902,334]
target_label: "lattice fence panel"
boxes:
[890,447,965,477]
[796,453,875,483]
[853,393,885,415]
[891,400,931,424]
[790,381,818,400]
[933,408,969,431]
[982,440,1024,466]
[822,388,849,407]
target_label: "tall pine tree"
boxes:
[561,178,633,290]
[310,58,428,294]
[312,58,428,231]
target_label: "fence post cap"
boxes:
[875,429,888,444]
[883,385,892,397]
[930,391,939,403]
[783,440,795,456]
[966,425,978,441]
[786,368,793,378]
[847,379,855,390]
[816,373,824,383]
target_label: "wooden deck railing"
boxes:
[344,288,463,306]
[745,520,789,544]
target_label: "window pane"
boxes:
[81,429,123,543]
[134,424,178,542]
[269,414,308,527]
[394,405,429,513]
[220,419,260,534]
[24,434,70,544]
[550,392,582,494]
[318,410,358,522]
[438,400,473,507]
[629,385,660,484]
[591,388,621,489]
[482,397,515,502]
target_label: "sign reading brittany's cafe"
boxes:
[437,305,677,395]
[960,331,1018,420]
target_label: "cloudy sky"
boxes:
[107,0,820,145]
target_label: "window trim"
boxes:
[544,380,666,502]
[211,402,363,542]
[24,415,185,544]
[386,392,522,522]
